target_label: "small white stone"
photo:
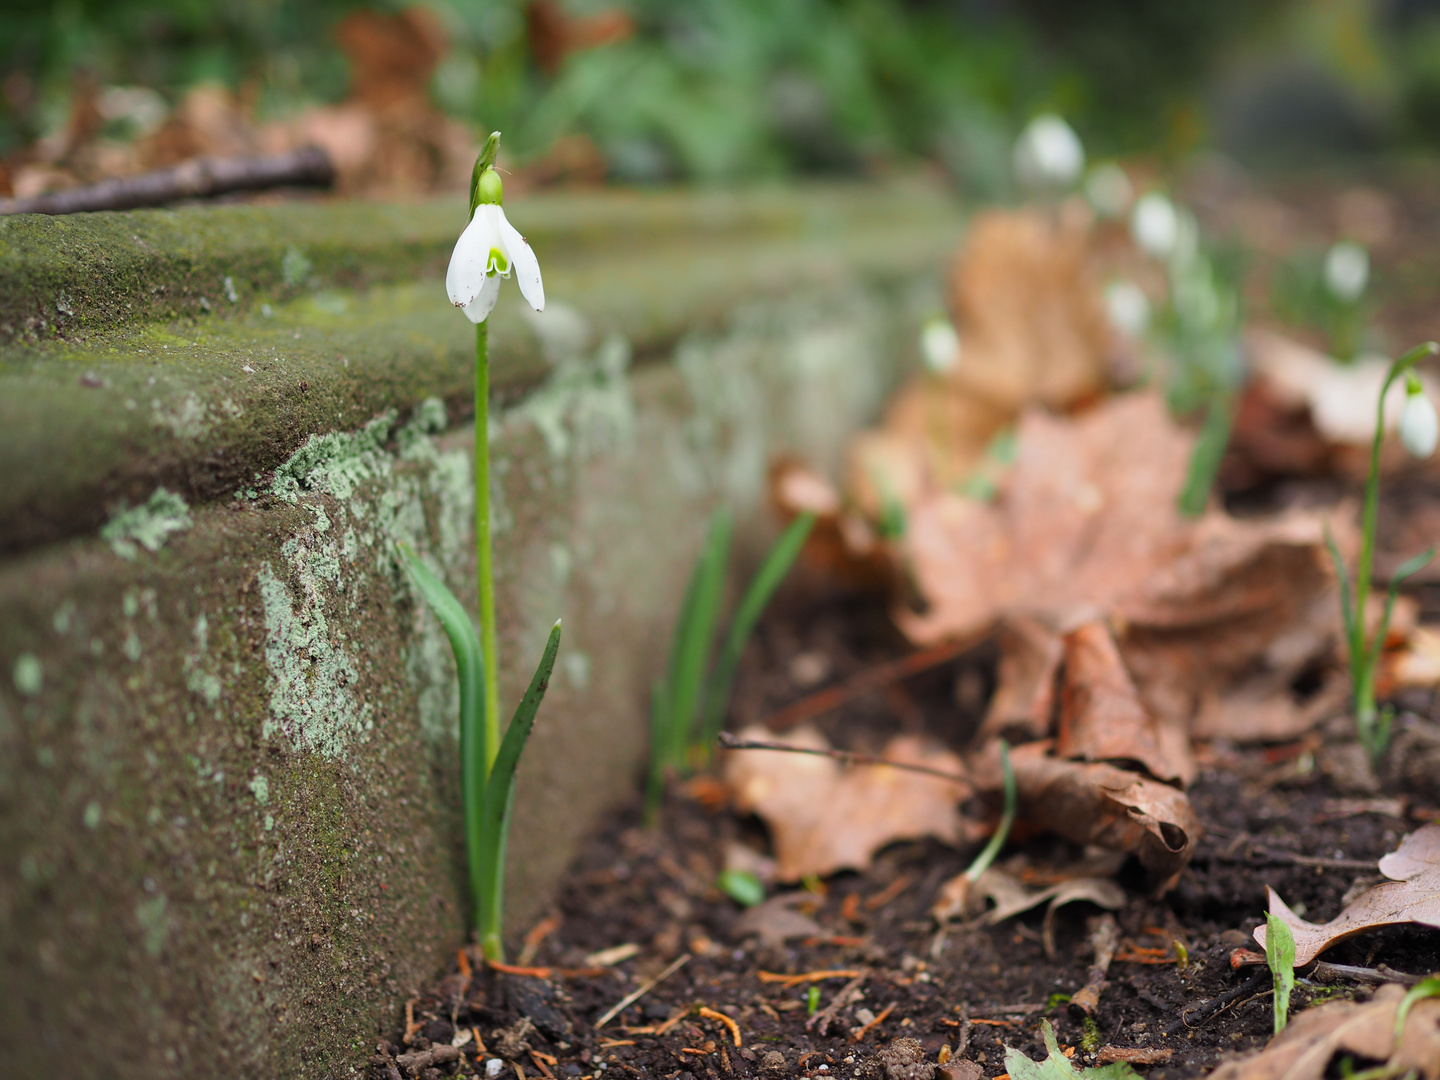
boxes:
[486,1059,504,1078]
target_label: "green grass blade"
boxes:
[697,512,815,755]
[1395,976,1440,1045]
[478,620,562,961]
[1324,523,1356,646]
[964,740,1015,882]
[1178,394,1232,517]
[1374,545,1437,675]
[668,510,732,770]
[398,544,487,926]
[1265,912,1296,1035]
[643,677,669,824]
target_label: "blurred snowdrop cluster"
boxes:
[920,315,961,374]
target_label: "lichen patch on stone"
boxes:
[101,487,193,560]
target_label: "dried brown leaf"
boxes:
[1205,983,1440,1080]
[1253,824,1440,967]
[734,893,824,949]
[902,393,1342,745]
[1057,621,1190,785]
[723,726,973,882]
[1008,742,1199,893]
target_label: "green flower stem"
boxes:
[476,320,500,773]
[1353,341,1437,745]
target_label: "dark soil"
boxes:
[370,586,1440,1080]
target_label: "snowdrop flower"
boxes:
[1104,280,1150,339]
[446,166,544,324]
[1132,193,1179,259]
[1013,114,1084,192]
[1324,241,1369,304]
[920,315,961,374]
[1085,162,1133,218]
[1400,373,1438,458]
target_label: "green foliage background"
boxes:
[8,0,1419,185]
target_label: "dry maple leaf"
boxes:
[1253,824,1440,967]
[722,725,975,882]
[1205,982,1440,1080]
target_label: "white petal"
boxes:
[497,212,544,311]
[461,273,502,324]
[446,210,499,308]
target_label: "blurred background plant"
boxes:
[11,0,1427,199]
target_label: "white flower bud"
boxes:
[1085,162,1133,218]
[1400,386,1438,458]
[1131,193,1178,259]
[1104,281,1150,339]
[920,316,960,374]
[1324,241,1369,303]
[1013,114,1084,191]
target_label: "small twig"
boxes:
[1309,961,1426,986]
[717,733,968,784]
[698,1007,742,1047]
[595,955,690,1029]
[517,915,563,967]
[762,637,980,730]
[852,1002,895,1042]
[758,968,865,988]
[1069,915,1120,1018]
[808,972,869,1035]
[1163,969,1272,1036]
[954,1003,971,1058]
[0,146,334,215]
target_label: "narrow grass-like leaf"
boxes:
[697,512,815,755]
[964,740,1015,882]
[398,544,487,924]
[667,510,732,767]
[1265,912,1296,1035]
[1395,975,1440,1045]
[1178,395,1232,517]
[1324,524,1356,646]
[478,620,562,961]
[643,677,669,824]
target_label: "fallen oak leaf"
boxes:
[723,725,975,881]
[1253,824,1440,967]
[1007,741,1199,893]
[1204,982,1440,1080]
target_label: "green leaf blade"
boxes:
[478,620,563,960]
[698,512,815,753]
[398,544,488,923]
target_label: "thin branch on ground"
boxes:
[0,146,334,214]
[717,732,968,783]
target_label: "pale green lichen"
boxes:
[184,613,222,706]
[270,410,396,504]
[12,653,42,696]
[249,775,270,805]
[260,397,471,756]
[257,555,371,759]
[282,245,314,287]
[514,334,635,461]
[134,894,169,958]
[123,631,142,662]
[101,488,193,560]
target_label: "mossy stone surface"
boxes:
[0,180,965,1079]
